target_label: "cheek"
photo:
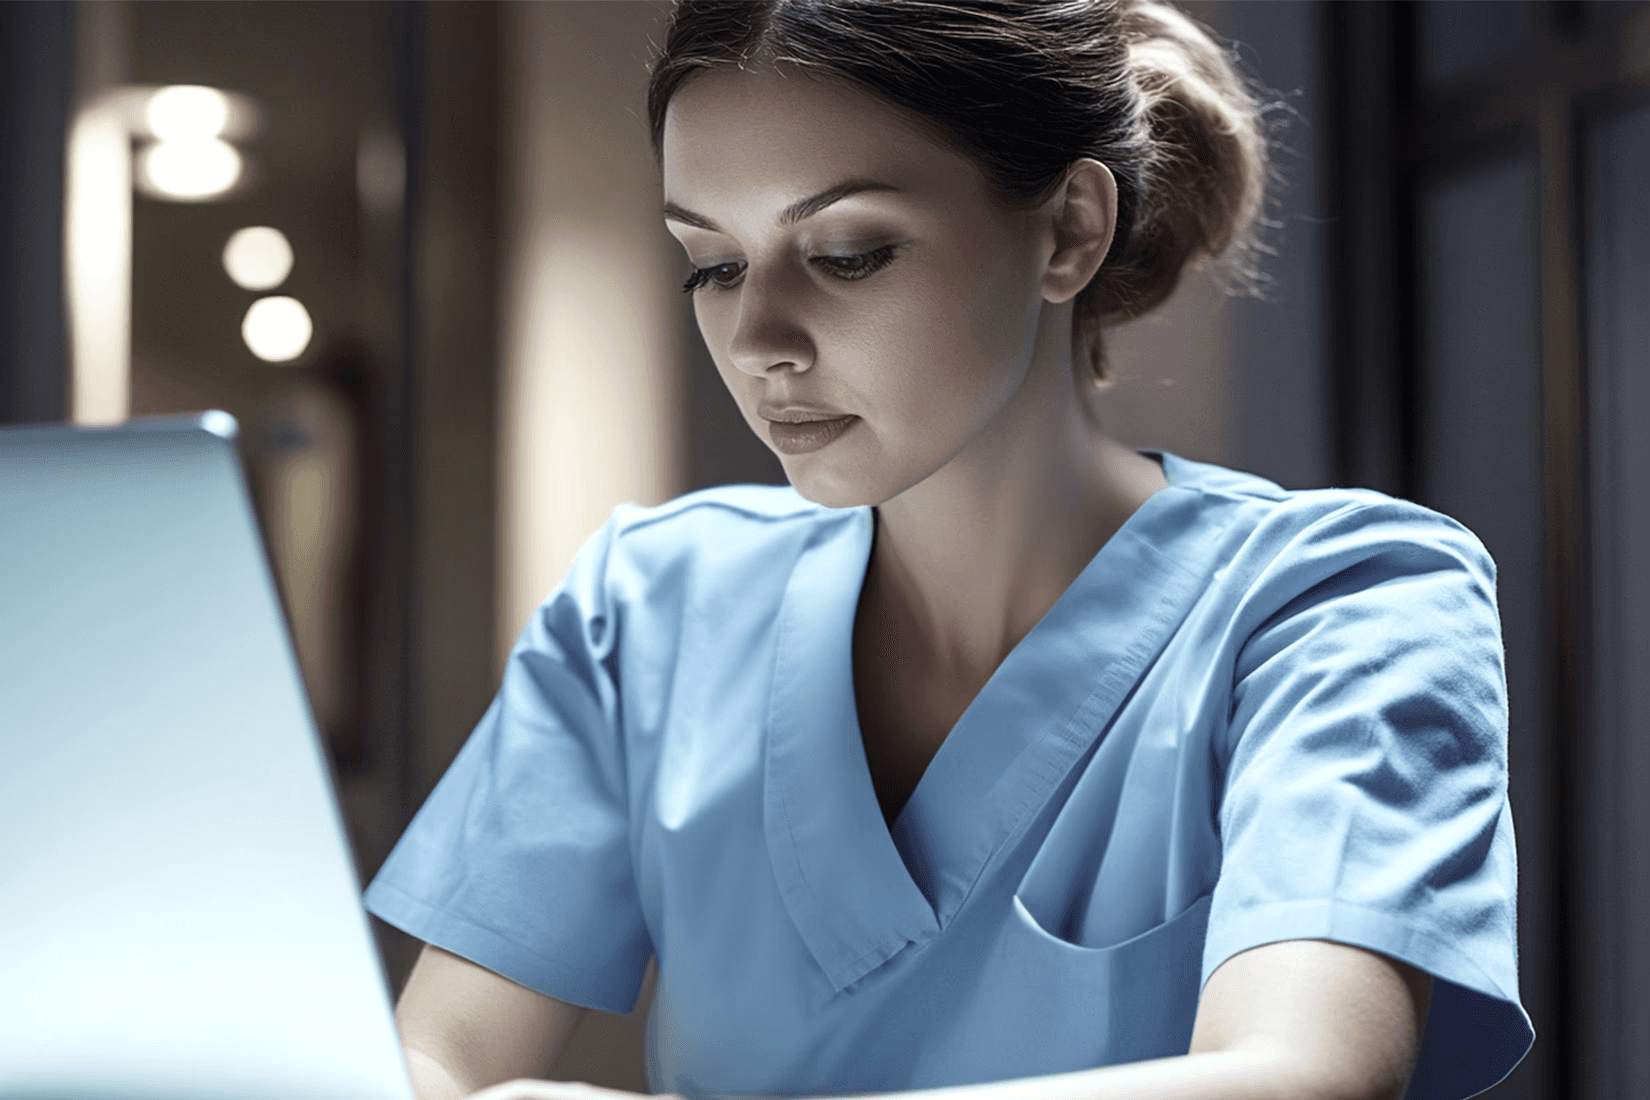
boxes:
[891,255,1040,401]
[956,237,1047,358]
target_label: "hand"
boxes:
[467,1081,683,1100]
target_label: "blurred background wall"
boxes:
[2,2,1648,1098]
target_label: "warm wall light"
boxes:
[134,85,249,202]
[242,296,314,363]
[66,90,140,425]
[65,83,263,425]
[145,85,230,141]
[223,227,295,291]
[138,139,243,201]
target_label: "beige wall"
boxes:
[498,0,684,671]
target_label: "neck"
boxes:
[863,362,1166,685]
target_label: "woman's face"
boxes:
[661,67,1057,508]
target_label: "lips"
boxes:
[758,405,851,424]
[763,411,858,455]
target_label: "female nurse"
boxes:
[364,3,1534,1099]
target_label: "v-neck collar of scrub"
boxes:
[762,451,1237,993]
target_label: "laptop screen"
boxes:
[0,414,412,1100]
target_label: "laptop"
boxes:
[0,413,413,1100]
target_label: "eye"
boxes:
[681,261,746,294]
[813,244,898,281]
[680,245,900,294]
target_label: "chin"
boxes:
[785,474,874,511]
[779,457,887,510]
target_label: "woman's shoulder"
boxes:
[524,483,853,663]
[1154,450,1496,587]
[583,482,863,606]
[605,481,846,555]
[616,481,820,523]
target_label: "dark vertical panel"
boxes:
[385,0,426,834]
[350,0,429,996]
[1536,86,1588,1100]
[1582,99,1650,1100]
[350,0,507,1001]
[414,1,501,810]
[0,2,73,425]
[1323,1,1414,498]
[1418,155,1550,1100]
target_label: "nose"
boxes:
[726,262,814,377]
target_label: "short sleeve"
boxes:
[1204,501,1533,1100]
[364,512,653,1014]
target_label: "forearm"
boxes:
[405,1045,477,1100]
[821,1048,1330,1100]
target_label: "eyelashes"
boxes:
[816,245,899,282]
[680,262,744,295]
[681,244,899,294]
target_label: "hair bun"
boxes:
[1093,0,1274,326]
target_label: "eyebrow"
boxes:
[662,178,902,232]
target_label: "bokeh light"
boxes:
[222,227,295,291]
[242,296,314,363]
[145,85,230,140]
[138,138,242,201]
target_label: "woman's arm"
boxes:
[874,938,1431,1100]
[396,943,589,1100]
[455,937,1429,1100]
[855,938,1431,1100]
[1180,938,1432,1100]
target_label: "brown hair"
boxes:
[647,0,1278,381]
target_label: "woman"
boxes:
[366,3,1533,1099]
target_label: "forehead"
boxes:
[661,66,985,213]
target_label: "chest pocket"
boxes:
[985,890,1213,1071]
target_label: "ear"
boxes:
[1041,158,1117,305]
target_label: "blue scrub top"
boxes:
[365,452,1533,1100]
